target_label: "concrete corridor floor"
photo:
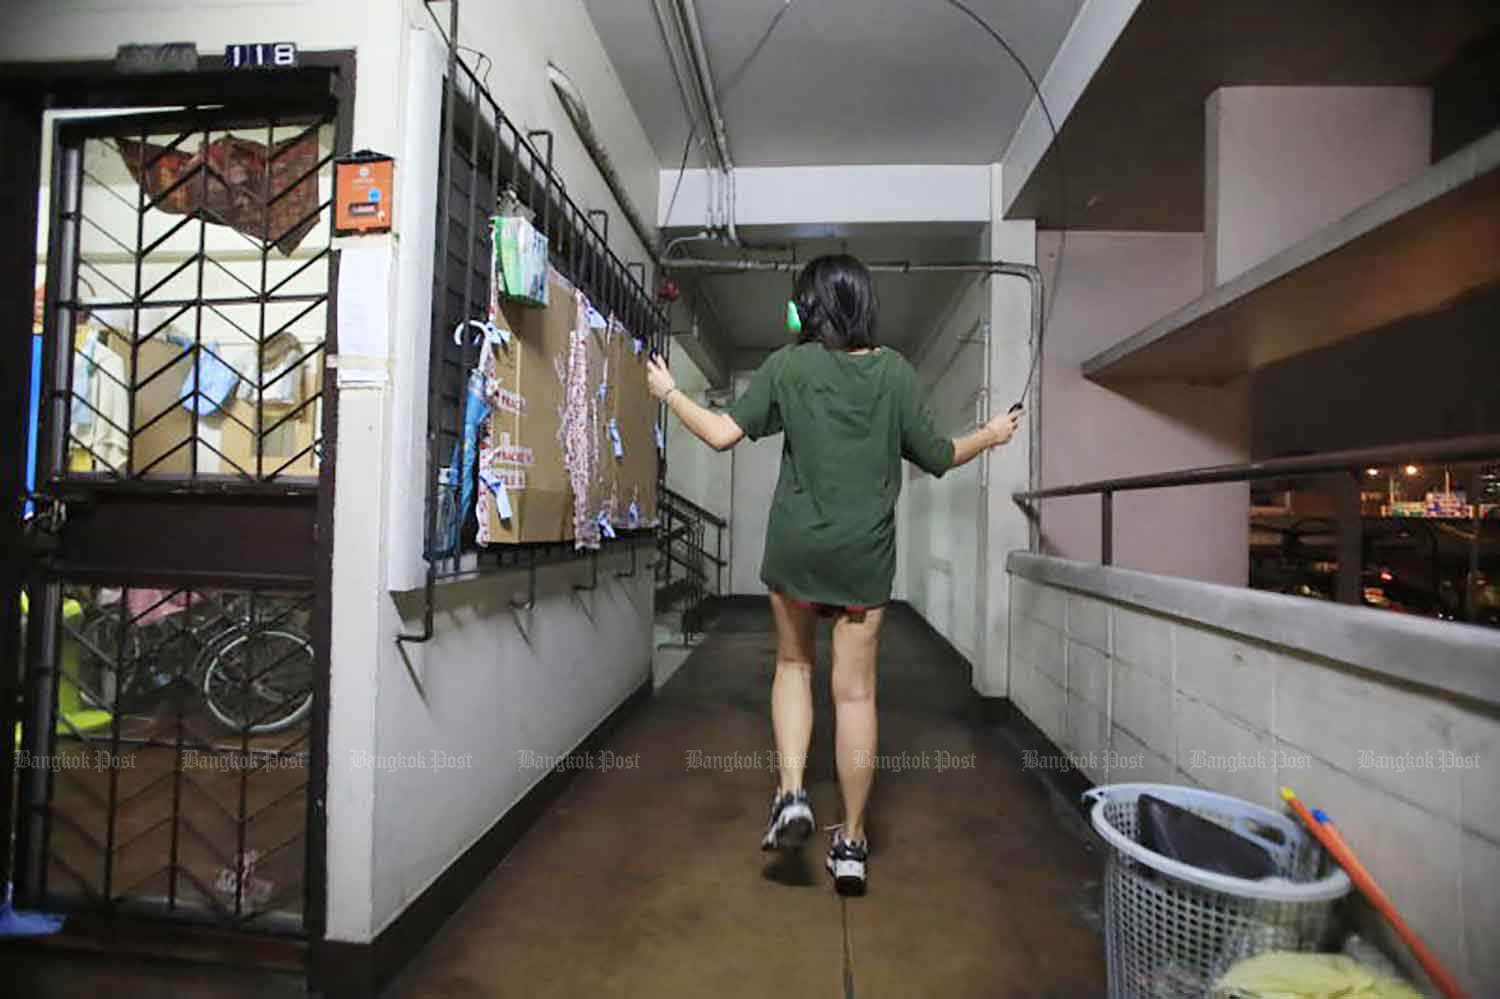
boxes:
[388,600,1107,998]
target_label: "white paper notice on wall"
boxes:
[337,366,390,388]
[336,243,393,359]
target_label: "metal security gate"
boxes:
[14,103,339,936]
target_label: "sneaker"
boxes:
[760,788,814,851]
[825,828,869,896]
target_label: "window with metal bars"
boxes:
[424,57,667,569]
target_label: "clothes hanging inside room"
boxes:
[68,325,128,473]
[167,334,241,416]
[235,331,305,408]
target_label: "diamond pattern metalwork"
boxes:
[40,584,315,929]
[61,113,336,484]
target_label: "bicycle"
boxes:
[68,587,314,735]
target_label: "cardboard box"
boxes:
[476,276,660,546]
[603,320,659,529]
[479,273,576,544]
[129,335,318,480]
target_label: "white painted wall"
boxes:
[663,345,730,523]
[1036,231,1250,585]
[1205,86,1432,285]
[373,551,652,931]
[0,0,664,944]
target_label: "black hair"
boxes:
[793,254,878,350]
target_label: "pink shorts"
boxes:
[774,589,876,619]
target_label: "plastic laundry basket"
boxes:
[1083,783,1351,999]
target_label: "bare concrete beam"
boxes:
[659,164,992,229]
[1000,0,1139,215]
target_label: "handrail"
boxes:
[1013,434,1500,500]
[656,485,728,641]
[664,542,727,570]
[663,549,709,577]
[660,486,727,528]
[1013,433,1500,610]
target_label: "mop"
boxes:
[0,883,65,938]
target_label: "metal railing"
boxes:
[1013,434,1500,615]
[657,487,727,642]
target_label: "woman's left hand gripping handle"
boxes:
[646,353,677,401]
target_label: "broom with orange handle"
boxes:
[1280,786,1466,999]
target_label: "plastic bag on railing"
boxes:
[432,369,491,559]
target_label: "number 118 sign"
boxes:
[226,43,298,69]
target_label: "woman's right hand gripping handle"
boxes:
[985,404,1022,447]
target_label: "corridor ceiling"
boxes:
[582,0,1084,168]
[581,0,1078,361]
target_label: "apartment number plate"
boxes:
[226,43,298,69]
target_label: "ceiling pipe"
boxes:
[662,0,742,245]
[678,0,742,245]
[652,0,713,164]
[654,0,795,256]
[652,0,722,224]
[676,0,734,172]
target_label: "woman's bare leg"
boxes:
[769,591,817,794]
[831,606,884,841]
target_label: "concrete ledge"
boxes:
[1007,552,1500,708]
[1083,128,1500,382]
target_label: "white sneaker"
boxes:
[760,788,814,851]
[825,827,869,896]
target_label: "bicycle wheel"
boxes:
[201,628,315,734]
[76,608,142,710]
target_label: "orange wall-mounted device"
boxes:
[334,151,395,235]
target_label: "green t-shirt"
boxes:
[727,342,955,607]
